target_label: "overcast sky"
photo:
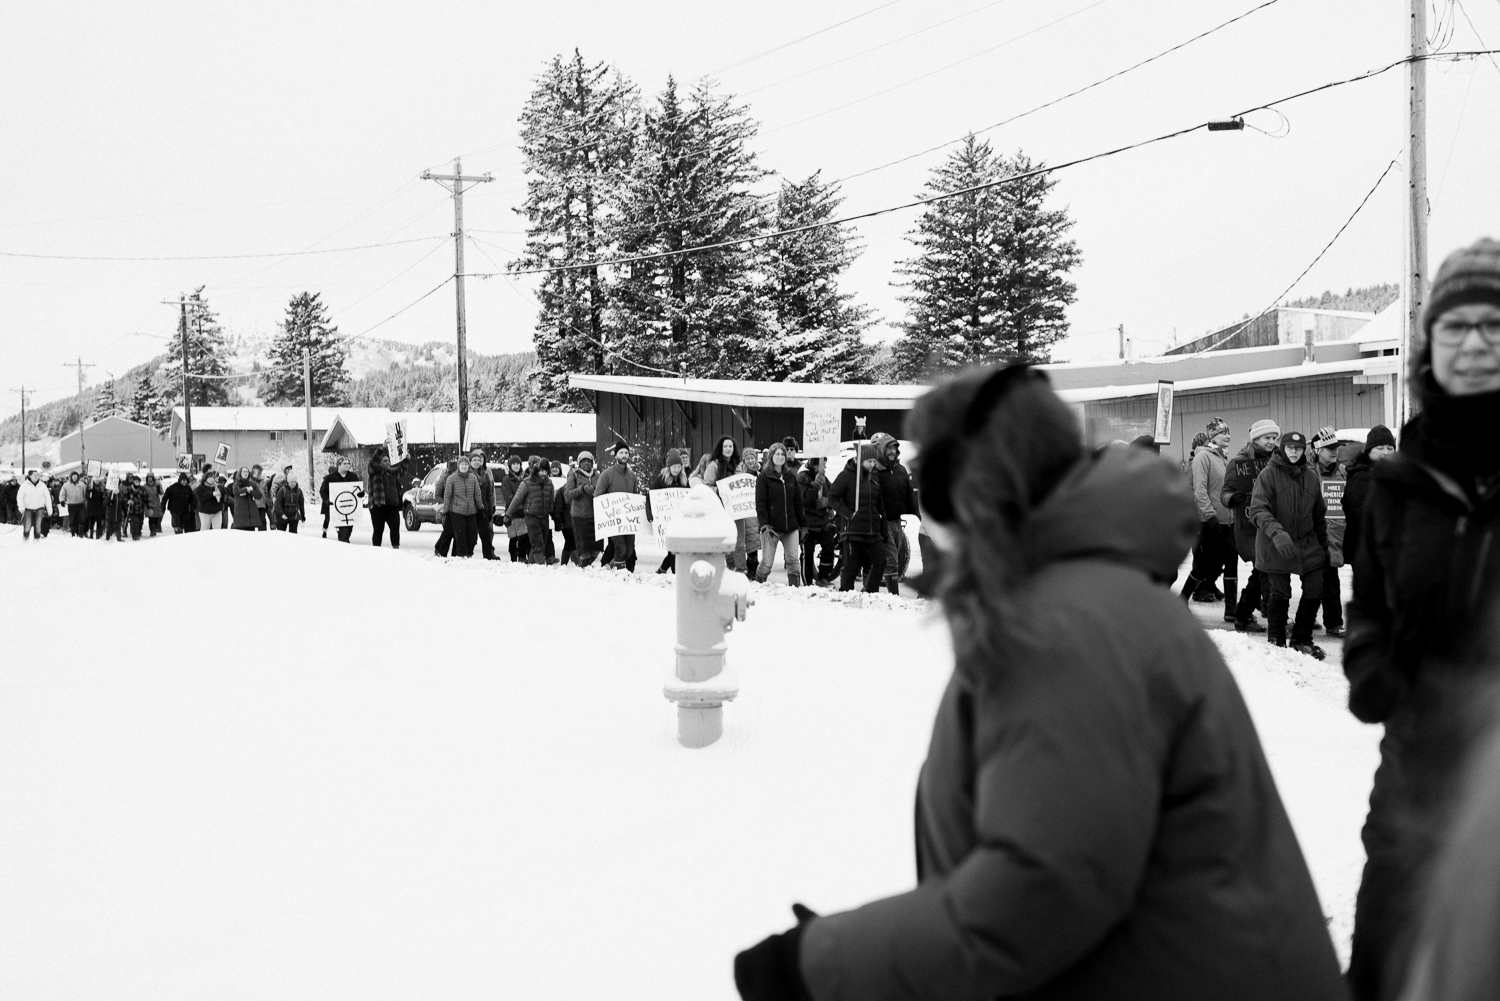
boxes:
[3,0,1496,409]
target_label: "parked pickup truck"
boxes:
[401,463,507,532]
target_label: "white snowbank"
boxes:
[0,529,1378,997]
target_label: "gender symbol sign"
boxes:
[328,481,362,528]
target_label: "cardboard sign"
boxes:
[105,470,120,493]
[1153,381,1175,444]
[328,482,362,528]
[593,492,646,539]
[1321,478,1346,522]
[86,460,103,478]
[802,404,842,458]
[214,441,231,467]
[384,420,409,466]
[649,487,692,547]
[715,473,756,520]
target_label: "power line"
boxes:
[0,235,446,262]
[343,275,455,344]
[835,0,1284,184]
[1231,48,1499,118]
[705,0,905,75]
[1189,157,1402,357]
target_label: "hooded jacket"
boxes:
[1341,450,1375,563]
[228,474,262,529]
[142,477,163,518]
[1190,444,1231,524]
[319,467,361,514]
[506,466,555,520]
[797,465,832,532]
[1221,439,1276,561]
[60,479,87,506]
[563,455,600,521]
[870,433,918,519]
[163,479,197,518]
[828,451,885,541]
[1248,449,1328,575]
[274,481,307,522]
[797,448,1344,1001]
[193,478,224,516]
[755,462,805,535]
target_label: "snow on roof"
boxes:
[1349,302,1403,345]
[57,414,155,444]
[567,374,927,409]
[1055,358,1377,403]
[169,406,383,431]
[320,410,595,451]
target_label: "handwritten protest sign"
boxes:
[649,487,692,547]
[802,404,842,459]
[384,420,409,466]
[593,492,646,539]
[328,481,362,528]
[714,473,756,520]
[1153,381,1174,444]
[86,459,102,478]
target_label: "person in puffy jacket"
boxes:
[505,456,556,564]
[319,457,360,542]
[733,363,1345,1001]
[754,442,805,585]
[1340,424,1396,569]
[593,445,640,571]
[193,471,224,531]
[228,467,263,530]
[1248,431,1328,659]
[797,458,836,586]
[431,458,461,557]
[497,454,528,562]
[274,472,307,533]
[1344,239,1500,1001]
[163,472,197,534]
[469,449,499,560]
[564,451,601,567]
[1181,417,1236,618]
[142,473,164,536]
[1221,419,1281,632]
[648,449,691,574]
[17,470,51,540]
[828,445,886,593]
[441,454,484,557]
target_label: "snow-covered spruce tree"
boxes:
[608,77,770,378]
[893,137,1079,379]
[516,50,637,409]
[160,287,233,407]
[127,378,169,430]
[759,172,875,383]
[261,291,349,406]
[91,379,121,421]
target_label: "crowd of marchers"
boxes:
[734,238,1500,1001]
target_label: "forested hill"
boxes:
[1285,284,1400,314]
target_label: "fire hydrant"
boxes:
[663,483,753,748]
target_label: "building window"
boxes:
[268,431,283,441]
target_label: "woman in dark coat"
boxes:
[1247,430,1329,658]
[162,472,197,534]
[504,456,555,565]
[1344,238,1500,1001]
[319,456,361,540]
[228,467,262,530]
[1340,424,1396,569]
[734,364,1344,1001]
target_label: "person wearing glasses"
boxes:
[1344,238,1500,1001]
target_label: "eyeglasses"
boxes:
[1432,318,1500,346]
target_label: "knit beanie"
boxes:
[1190,431,1209,453]
[1205,417,1229,437]
[1248,419,1281,440]
[1366,425,1396,451]
[1422,238,1500,338]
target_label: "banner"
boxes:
[649,487,692,547]
[385,420,409,466]
[802,404,842,459]
[1153,381,1175,444]
[593,492,646,539]
[214,441,231,467]
[715,473,756,521]
[328,481,362,529]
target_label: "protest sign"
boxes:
[648,487,692,547]
[214,441,231,467]
[328,481,362,528]
[105,470,120,493]
[1153,381,1175,444]
[715,473,756,520]
[802,404,842,458]
[384,420,409,466]
[86,459,103,478]
[593,492,646,539]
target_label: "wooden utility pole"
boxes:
[302,348,314,491]
[11,386,32,471]
[162,295,195,466]
[63,357,95,466]
[1117,324,1125,360]
[420,158,492,453]
[1405,0,1428,421]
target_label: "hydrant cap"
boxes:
[664,483,737,553]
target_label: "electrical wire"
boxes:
[835,0,1284,184]
[342,275,455,344]
[1188,158,1401,357]
[705,0,905,75]
[1453,0,1500,72]
[1231,48,1499,118]
[0,235,446,263]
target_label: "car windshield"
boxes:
[424,468,442,486]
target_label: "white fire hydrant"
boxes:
[663,483,753,748]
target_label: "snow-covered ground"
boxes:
[0,527,1380,999]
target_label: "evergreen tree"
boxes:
[759,172,875,382]
[127,378,169,430]
[893,138,1080,379]
[262,291,349,405]
[160,287,233,407]
[91,380,121,421]
[608,77,770,378]
[516,50,638,409]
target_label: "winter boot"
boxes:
[886,575,900,596]
[1222,581,1238,623]
[1291,641,1327,661]
[787,570,803,588]
[1179,574,1201,602]
[1324,624,1345,639]
[745,553,759,581]
[1235,617,1266,634]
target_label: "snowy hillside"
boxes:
[0,531,1380,998]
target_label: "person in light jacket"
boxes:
[733,363,1345,1001]
[440,454,484,557]
[1180,417,1236,618]
[564,451,601,567]
[60,472,87,537]
[17,470,52,540]
[593,445,640,571]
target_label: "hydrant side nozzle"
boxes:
[689,559,716,592]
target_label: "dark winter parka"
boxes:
[1221,439,1275,562]
[1247,448,1328,575]
[505,469,555,520]
[1341,450,1376,565]
[228,474,262,529]
[87,482,107,518]
[192,479,221,516]
[274,482,307,523]
[142,476,163,518]
[797,465,832,532]
[828,453,885,541]
[871,433,918,519]
[319,467,360,514]
[163,480,197,519]
[754,464,805,535]
[797,448,1345,1001]
[364,454,405,509]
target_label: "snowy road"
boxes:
[1,529,1379,998]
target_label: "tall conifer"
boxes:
[262,291,349,405]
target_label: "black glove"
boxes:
[734,904,817,1001]
[1206,516,1220,529]
[1273,532,1297,559]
